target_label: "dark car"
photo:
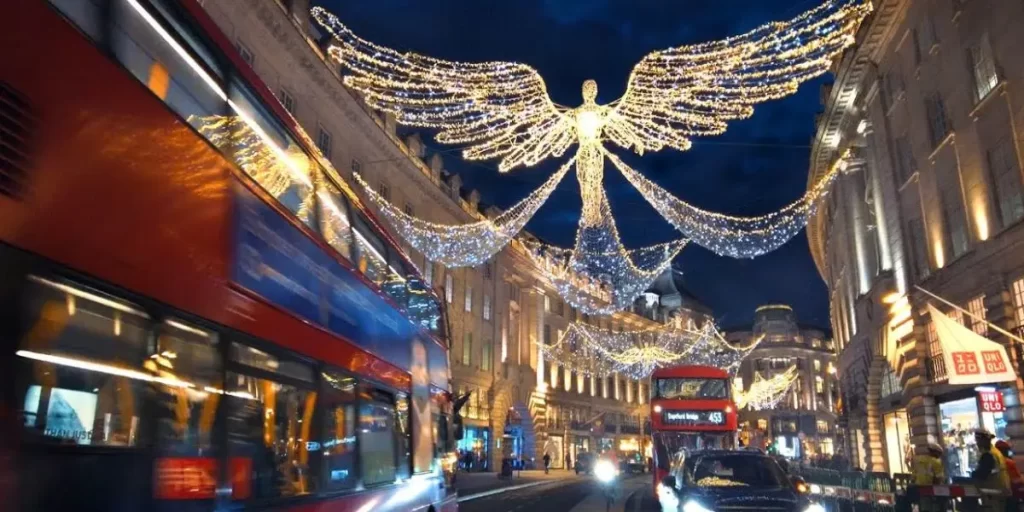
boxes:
[575,452,595,475]
[659,450,820,512]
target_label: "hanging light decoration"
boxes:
[542,320,761,379]
[607,150,851,259]
[352,156,574,267]
[734,366,800,410]
[311,1,871,298]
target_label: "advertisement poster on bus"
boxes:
[411,338,434,473]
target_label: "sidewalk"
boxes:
[455,469,579,501]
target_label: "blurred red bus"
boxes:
[0,0,458,510]
[650,365,738,491]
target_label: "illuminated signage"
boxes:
[978,390,1005,413]
[662,410,726,426]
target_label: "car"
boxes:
[658,450,822,512]
[575,452,595,475]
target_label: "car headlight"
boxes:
[683,500,714,512]
[594,460,617,483]
[803,503,827,512]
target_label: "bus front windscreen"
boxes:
[654,378,729,400]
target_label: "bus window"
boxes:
[48,0,104,40]
[151,319,220,454]
[110,0,225,124]
[16,276,150,447]
[225,81,315,227]
[317,174,355,261]
[226,344,317,500]
[359,386,398,486]
[319,370,358,491]
[395,392,411,479]
[407,278,441,335]
[352,213,391,285]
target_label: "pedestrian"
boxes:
[971,429,1010,512]
[913,442,946,512]
[565,453,572,472]
[995,439,1023,512]
[543,452,551,474]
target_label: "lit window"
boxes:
[757,419,768,431]
[949,308,964,326]
[817,420,829,434]
[483,294,491,321]
[544,294,550,312]
[969,35,999,102]
[813,360,821,372]
[378,182,390,201]
[815,375,824,393]
[445,274,453,304]
[968,296,987,335]
[464,285,473,312]
[481,341,492,372]
[462,334,472,366]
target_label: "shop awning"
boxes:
[929,304,1016,385]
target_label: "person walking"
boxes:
[565,453,572,472]
[971,429,1010,512]
[912,442,946,512]
[543,452,551,474]
[995,439,1022,512]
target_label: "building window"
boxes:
[544,295,550,312]
[464,285,473,312]
[968,296,987,335]
[462,333,472,366]
[1013,278,1024,328]
[316,125,332,158]
[927,319,941,358]
[543,324,552,345]
[483,294,491,321]
[757,419,768,431]
[817,420,829,434]
[236,40,254,66]
[481,341,492,372]
[279,89,296,115]
[907,218,931,279]
[937,159,969,259]
[925,94,949,148]
[987,140,1024,228]
[351,159,362,173]
[815,375,824,394]
[813,360,821,372]
[969,35,999,102]
[403,203,413,217]
[508,284,519,303]
[915,18,937,63]
[378,182,390,202]
[445,274,453,304]
[482,262,492,280]
[892,136,915,184]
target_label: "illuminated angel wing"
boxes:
[313,7,573,172]
[606,0,870,154]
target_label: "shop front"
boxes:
[457,425,491,471]
[883,409,911,475]
[571,435,591,466]
[937,389,1009,478]
[545,434,566,469]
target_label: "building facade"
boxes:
[807,0,1024,475]
[199,0,712,472]
[729,306,840,460]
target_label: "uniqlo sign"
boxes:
[950,352,980,376]
[978,390,1005,413]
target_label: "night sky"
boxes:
[317,0,833,331]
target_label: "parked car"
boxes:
[658,450,820,512]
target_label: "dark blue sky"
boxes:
[318,0,832,330]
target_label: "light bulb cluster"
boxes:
[734,365,799,411]
[608,149,851,259]
[524,182,686,315]
[542,321,760,379]
[352,157,574,268]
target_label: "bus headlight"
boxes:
[654,404,663,413]
[683,500,713,512]
[803,503,826,512]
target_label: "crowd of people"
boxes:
[912,429,1022,511]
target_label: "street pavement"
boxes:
[456,471,659,512]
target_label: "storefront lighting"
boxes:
[974,386,996,392]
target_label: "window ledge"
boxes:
[970,81,1008,119]
[928,132,956,161]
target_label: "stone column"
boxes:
[905,298,941,458]
[983,284,1024,468]
[865,358,888,471]
[844,170,873,295]
[535,289,546,389]
[864,135,894,271]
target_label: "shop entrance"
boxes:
[883,409,911,474]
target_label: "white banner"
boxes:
[929,304,1016,385]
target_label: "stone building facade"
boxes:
[728,306,840,460]
[199,0,713,471]
[806,0,1024,474]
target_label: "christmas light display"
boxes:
[607,149,851,259]
[312,1,870,305]
[352,156,575,267]
[734,366,799,410]
[542,320,761,379]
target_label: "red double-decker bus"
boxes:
[0,0,457,510]
[650,365,738,491]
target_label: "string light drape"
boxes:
[542,321,761,379]
[352,157,574,267]
[734,366,799,411]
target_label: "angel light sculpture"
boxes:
[312,1,870,312]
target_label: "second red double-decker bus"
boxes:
[0,0,458,510]
[650,365,738,492]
